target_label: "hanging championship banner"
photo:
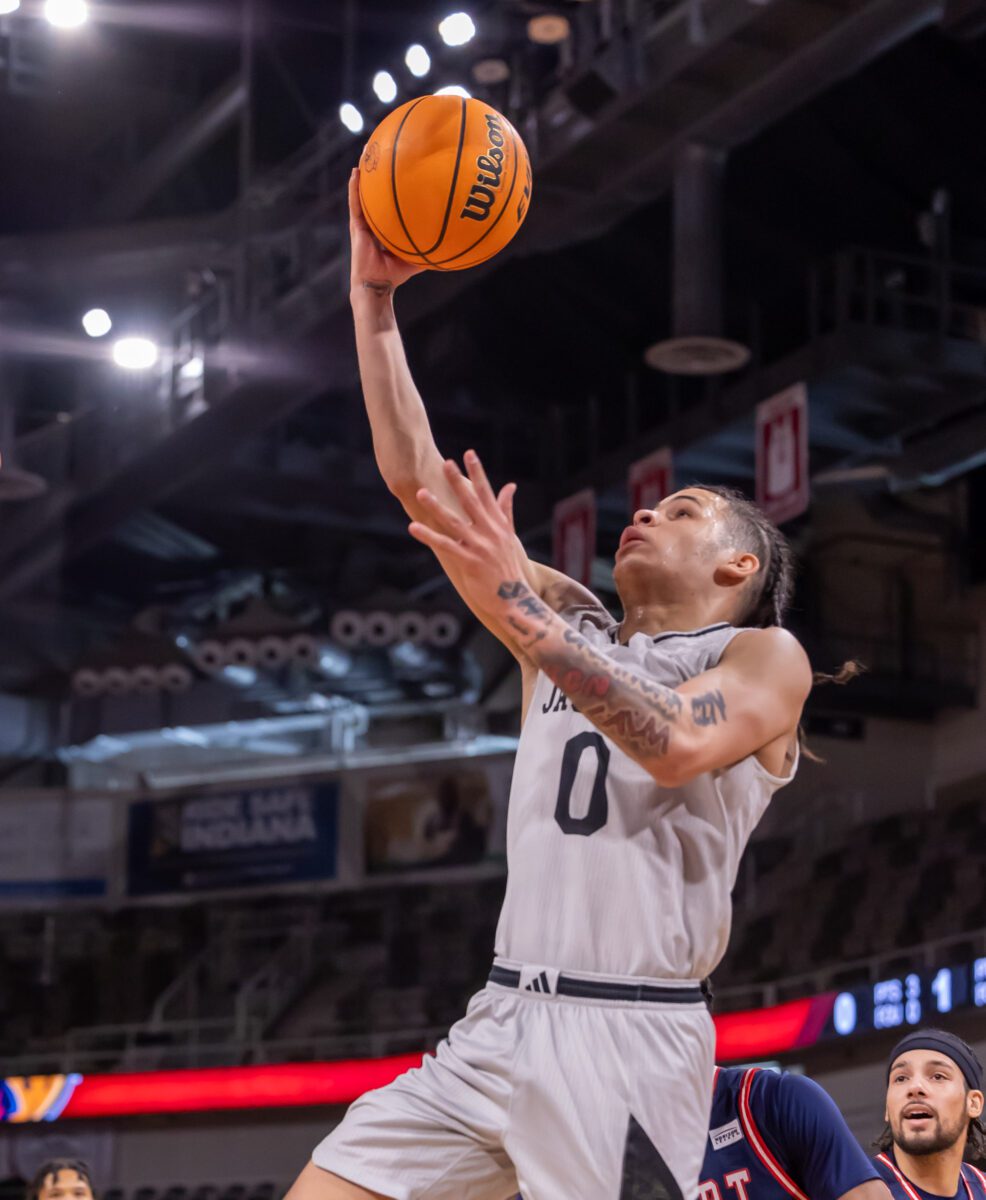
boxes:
[628,447,674,515]
[755,383,809,524]
[552,489,596,585]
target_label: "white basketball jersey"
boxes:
[494,611,798,981]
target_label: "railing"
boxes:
[5,1017,261,1075]
[811,245,986,354]
[2,1021,449,1077]
[7,927,986,1077]
[715,926,986,1012]
[232,925,321,1040]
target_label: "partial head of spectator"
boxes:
[28,1161,95,1200]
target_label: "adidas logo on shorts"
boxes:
[524,970,552,994]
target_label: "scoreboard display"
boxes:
[825,955,986,1039]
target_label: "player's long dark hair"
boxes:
[696,484,863,760]
[873,1114,986,1165]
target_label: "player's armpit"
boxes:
[664,627,812,787]
[837,1180,894,1200]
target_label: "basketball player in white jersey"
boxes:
[284,172,813,1200]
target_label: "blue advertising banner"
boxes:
[127,782,338,896]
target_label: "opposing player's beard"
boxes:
[893,1112,966,1156]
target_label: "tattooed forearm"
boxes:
[692,690,726,726]
[492,578,712,769]
[497,580,555,650]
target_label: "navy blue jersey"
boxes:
[700,1067,881,1200]
[873,1151,986,1200]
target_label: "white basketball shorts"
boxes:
[311,958,714,1200]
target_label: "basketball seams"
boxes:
[431,122,523,267]
[417,96,468,256]
[361,199,422,262]
[390,97,441,268]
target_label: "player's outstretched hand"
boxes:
[409,451,528,616]
[349,168,425,296]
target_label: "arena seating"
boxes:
[3,800,984,1071]
[717,797,986,995]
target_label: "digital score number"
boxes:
[830,957,986,1039]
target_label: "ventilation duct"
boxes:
[645,142,750,376]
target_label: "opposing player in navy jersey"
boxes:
[701,1065,888,1200]
[874,1031,986,1200]
[286,172,816,1200]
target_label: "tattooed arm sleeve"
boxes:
[494,581,812,787]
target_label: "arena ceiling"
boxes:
[0,0,985,751]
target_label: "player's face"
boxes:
[614,489,745,593]
[37,1171,94,1200]
[885,1050,983,1156]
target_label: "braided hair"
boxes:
[693,484,795,629]
[694,485,862,758]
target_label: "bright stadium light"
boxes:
[81,308,112,338]
[405,44,431,77]
[112,336,159,370]
[435,85,471,98]
[179,355,204,381]
[339,102,364,134]
[44,0,88,28]
[372,70,397,103]
[0,1,22,15]
[438,12,476,46]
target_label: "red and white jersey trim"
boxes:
[877,1153,980,1200]
[737,1069,810,1200]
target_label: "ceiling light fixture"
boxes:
[372,70,397,103]
[438,11,476,46]
[339,102,364,133]
[81,308,112,338]
[44,0,88,28]
[112,336,159,370]
[405,44,431,77]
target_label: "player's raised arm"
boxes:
[409,453,812,788]
[347,170,604,668]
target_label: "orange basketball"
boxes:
[358,94,533,272]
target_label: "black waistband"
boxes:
[488,964,705,1004]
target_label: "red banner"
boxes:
[628,447,674,516]
[552,489,596,585]
[755,383,809,524]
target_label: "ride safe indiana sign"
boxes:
[126,782,339,896]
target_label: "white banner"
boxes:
[0,796,112,903]
[755,383,809,524]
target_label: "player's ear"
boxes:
[967,1090,984,1119]
[715,551,759,587]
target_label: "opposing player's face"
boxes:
[885,1050,983,1156]
[614,489,751,595]
[37,1171,94,1200]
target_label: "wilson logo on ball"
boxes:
[460,112,506,223]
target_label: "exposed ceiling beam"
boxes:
[96,77,247,223]
[0,0,953,601]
